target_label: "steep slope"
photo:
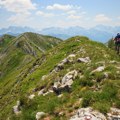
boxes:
[0,36,120,120]
[0,33,62,120]
[0,32,62,78]
[0,34,15,51]
[14,32,62,55]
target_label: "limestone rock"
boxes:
[77,57,91,63]
[107,108,120,120]
[38,89,45,96]
[61,70,78,86]
[36,112,46,120]
[68,54,76,58]
[62,58,69,64]
[28,94,35,99]
[104,72,109,78]
[43,89,54,96]
[54,54,76,72]
[41,75,47,81]
[53,70,78,94]
[91,66,105,74]
[70,107,106,120]
[58,94,63,98]
[13,101,21,115]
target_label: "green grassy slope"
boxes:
[0,34,15,51]
[0,32,62,77]
[0,36,120,120]
[0,33,62,120]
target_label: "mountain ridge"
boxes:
[0,35,120,120]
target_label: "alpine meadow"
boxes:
[0,0,120,120]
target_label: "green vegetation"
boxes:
[107,38,115,50]
[0,35,120,120]
[0,34,15,51]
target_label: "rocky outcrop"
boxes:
[13,101,21,115]
[107,108,120,120]
[54,54,76,72]
[36,112,46,120]
[53,70,78,94]
[70,107,106,120]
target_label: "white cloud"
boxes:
[0,0,36,25]
[46,4,72,11]
[94,14,111,23]
[8,13,30,24]
[68,14,82,20]
[67,10,76,15]
[0,0,36,14]
[81,11,86,15]
[36,11,54,17]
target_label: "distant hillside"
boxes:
[0,34,15,44]
[14,32,62,54]
[0,35,120,120]
[0,32,62,87]
[0,34,15,51]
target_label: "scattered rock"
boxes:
[56,63,64,70]
[41,75,48,81]
[107,108,120,120]
[28,94,35,99]
[61,70,78,86]
[53,70,78,94]
[43,89,54,96]
[58,94,63,98]
[36,112,46,120]
[38,88,53,96]
[91,66,105,74]
[59,111,64,116]
[62,58,69,64]
[53,54,76,72]
[104,72,109,78]
[67,54,76,61]
[70,107,106,120]
[13,101,21,115]
[77,57,91,63]
[38,89,45,96]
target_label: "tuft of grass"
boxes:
[93,101,110,114]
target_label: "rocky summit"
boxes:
[0,35,120,120]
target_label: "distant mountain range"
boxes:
[0,26,36,36]
[0,25,120,42]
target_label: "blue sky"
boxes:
[0,0,120,29]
